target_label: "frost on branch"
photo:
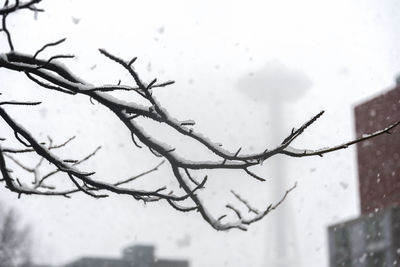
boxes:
[0,0,399,231]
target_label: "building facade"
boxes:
[328,206,400,266]
[354,84,400,214]
[63,245,189,267]
[328,80,400,267]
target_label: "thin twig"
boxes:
[34,38,66,58]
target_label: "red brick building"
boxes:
[328,81,400,267]
[354,83,400,214]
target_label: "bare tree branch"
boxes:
[33,37,66,58]
[0,0,42,15]
[0,1,398,231]
[1,12,13,51]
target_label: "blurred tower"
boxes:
[266,98,297,267]
[237,62,312,266]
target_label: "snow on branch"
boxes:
[0,1,399,231]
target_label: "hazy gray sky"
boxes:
[1,1,400,267]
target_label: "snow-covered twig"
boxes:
[0,1,398,231]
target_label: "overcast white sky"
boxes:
[1,0,400,267]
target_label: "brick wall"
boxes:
[354,85,400,214]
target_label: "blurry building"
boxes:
[63,245,189,267]
[354,82,400,213]
[328,80,400,267]
[328,206,400,266]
